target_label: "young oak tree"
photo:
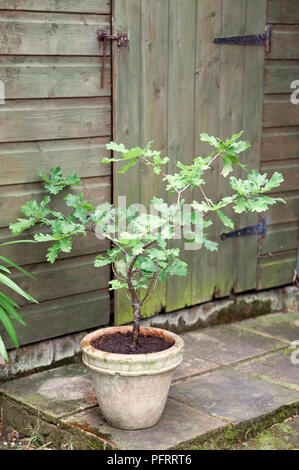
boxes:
[10,132,284,350]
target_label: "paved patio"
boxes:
[0,312,298,450]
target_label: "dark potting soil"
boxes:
[91,332,173,355]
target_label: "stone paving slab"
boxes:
[182,323,285,366]
[0,363,97,422]
[169,368,299,424]
[62,399,226,450]
[0,312,299,449]
[173,352,219,382]
[235,350,299,392]
[235,312,299,343]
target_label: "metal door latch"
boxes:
[214,25,272,53]
[98,30,129,88]
[221,217,267,241]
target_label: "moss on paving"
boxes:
[174,405,299,450]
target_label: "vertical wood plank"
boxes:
[191,0,223,305]
[139,0,169,318]
[165,0,197,312]
[112,0,141,325]
[236,0,267,293]
[216,0,247,297]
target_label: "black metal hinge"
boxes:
[221,217,267,241]
[214,25,272,53]
[98,30,129,88]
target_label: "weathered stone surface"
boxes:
[143,288,286,333]
[173,353,218,382]
[0,330,88,380]
[169,369,299,423]
[62,398,226,450]
[236,313,299,343]
[182,324,284,366]
[235,351,299,392]
[0,363,96,421]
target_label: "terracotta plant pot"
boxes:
[81,325,184,430]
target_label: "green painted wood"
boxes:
[236,0,267,294]
[262,128,299,161]
[0,11,110,56]
[0,290,110,349]
[112,0,142,326]
[268,26,299,60]
[0,0,111,14]
[0,97,111,142]
[3,254,109,306]
[267,0,299,24]
[0,56,111,99]
[261,223,299,255]
[191,0,222,305]
[139,0,169,318]
[0,227,109,267]
[165,0,197,313]
[0,176,111,228]
[0,137,111,185]
[263,95,299,127]
[267,193,299,225]
[0,5,113,347]
[257,251,297,290]
[261,160,299,193]
[216,0,247,298]
[265,61,299,94]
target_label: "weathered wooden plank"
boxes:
[0,176,111,227]
[1,290,110,349]
[235,0,266,294]
[261,223,299,255]
[267,0,299,24]
[0,97,111,142]
[0,11,110,56]
[263,95,299,128]
[139,0,169,319]
[0,137,111,185]
[216,0,247,297]
[257,250,297,290]
[262,127,299,161]
[112,0,142,326]
[261,160,299,193]
[0,226,109,266]
[4,254,109,305]
[191,0,222,305]
[264,61,299,94]
[0,1,111,14]
[165,0,197,313]
[268,26,299,60]
[267,193,299,225]
[0,56,111,99]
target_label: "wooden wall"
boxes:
[258,0,299,289]
[113,0,268,325]
[0,0,112,347]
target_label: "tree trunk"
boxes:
[130,301,141,350]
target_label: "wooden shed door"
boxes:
[112,0,268,324]
[0,1,112,348]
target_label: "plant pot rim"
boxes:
[81,325,184,377]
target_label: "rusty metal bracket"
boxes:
[221,217,267,241]
[98,30,129,88]
[214,25,272,53]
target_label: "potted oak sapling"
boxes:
[10,132,284,429]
